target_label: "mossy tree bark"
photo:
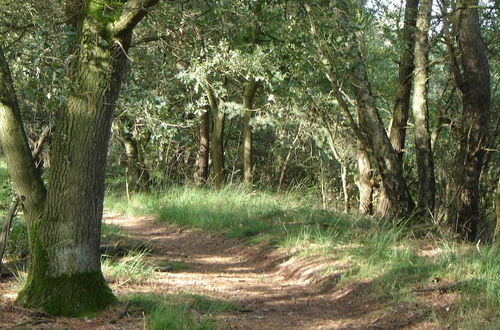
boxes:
[0,0,159,316]
[446,0,490,241]
[411,0,435,215]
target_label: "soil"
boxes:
[0,213,457,329]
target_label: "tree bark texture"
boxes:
[412,0,435,214]
[119,120,150,193]
[447,0,490,241]
[357,144,373,215]
[388,0,419,163]
[194,108,210,187]
[350,45,414,218]
[378,0,419,211]
[243,78,258,186]
[207,87,225,189]
[2,0,160,316]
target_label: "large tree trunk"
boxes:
[412,0,435,214]
[1,0,159,316]
[206,87,225,189]
[242,78,258,186]
[194,108,210,187]
[447,0,490,241]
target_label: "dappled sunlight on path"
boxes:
[103,213,441,330]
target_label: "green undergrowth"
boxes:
[105,186,499,328]
[125,293,237,329]
[102,249,155,284]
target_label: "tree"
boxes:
[445,0,491,241]
[0,0,158,315]
[194,106,210,187]
[388,0,419,163]
[115,116,151,193]
[207,86,225,189]
[412,0,435,214]
[243,77,258,185]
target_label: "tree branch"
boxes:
[0,45,46,221]
[111,0,160,38]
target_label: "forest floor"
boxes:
[0,212,460,329]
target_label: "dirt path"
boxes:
[0,213,444,329]
[103,213,440,330]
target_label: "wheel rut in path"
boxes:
[104,213,439,330]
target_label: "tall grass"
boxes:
[105,185,500,327]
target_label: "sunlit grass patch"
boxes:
[102,249,155,284]
[105,186,499,327]
[126,293,237,330]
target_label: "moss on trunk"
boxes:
[17,271,116,316]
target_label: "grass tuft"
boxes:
[126,293,237,329]
[102,249,155,284]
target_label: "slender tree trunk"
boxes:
[117,118,150,193]
[388,0,419,162]
[194,108,210,187]
[340,162,350,212]
[0,47,47,223]
[206,87,225,189]
[412,0,435,215]
[0,198,19,273]
[122,134,150,193]
[379,0,419,209]
[357,145,373,215]
[243,78,258,186]
[277,125,302,194]
[446,0,490,241]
